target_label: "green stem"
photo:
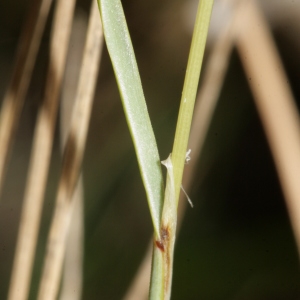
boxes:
[149,245,164,299]
[149,1,214,299]
[172,0,214,207]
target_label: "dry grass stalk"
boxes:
[236,0,300,254]
[7,0,76,298]
[123,242,153,300]
[123,3,239,298]
[37,1,103,299]
[0,0,53,195]
[59,181,84,300]
[58,12,88,300]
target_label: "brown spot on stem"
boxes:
[155,225,170,252]
[161,226,169,242]
[155,240,164,251]
[161,225,172,295]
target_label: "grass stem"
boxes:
[7,0,75,298]
[0,0,53,196]
[37,1,103,298]
[172,0,214,206]
[150,1,214,299]
[236,0,300,257]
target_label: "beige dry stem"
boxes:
[37,1,103,299]
[59,12,88,300]
[0,0,53,195]
[8,0,76,299]
[236,0,300,256]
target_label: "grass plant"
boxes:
[97,0,214,298]
[2,0,300,299]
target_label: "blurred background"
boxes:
[0,0,300,299]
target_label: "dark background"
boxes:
[0,0,300,299]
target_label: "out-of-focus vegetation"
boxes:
[0,0,300,299]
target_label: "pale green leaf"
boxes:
[97,0,164,236]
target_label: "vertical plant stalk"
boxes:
[0,0,53,195]
[7,0,76,299]
[59,182,84,300]
[171,0,214,205]
[150,1,214,299]
[155,156,177,300]
[124,3,236,297]
[59,12,88,300]
[235,0,300,255]
[37,1,103,299]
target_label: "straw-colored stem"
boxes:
[236,0,300,255]
[37,2,103,299]
[59,180,84,300]
[123,241,153,300]
[7,0,76,299]
[58,12,88,300]
[0,0,53,195]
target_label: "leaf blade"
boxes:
[97,0,164,236]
